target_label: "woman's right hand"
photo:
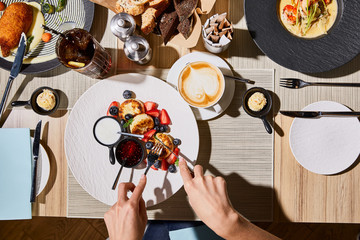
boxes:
[179,157,280,240]
[178,157,242,239]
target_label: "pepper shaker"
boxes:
[123,35,152,65]
[110,13,136,42]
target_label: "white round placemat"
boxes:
[31,137,50,196]
[289,101,360,175]
[167,52,235,120]
[65,74,199,206]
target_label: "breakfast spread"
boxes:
[36,89,56,111]
[178,61,224,108]
[279,0,338,38]
[115,0,198,44]
[247,92,267,112]
[103,90,181,173]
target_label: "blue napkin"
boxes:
[0,128,32,220]
[169,224,224,240]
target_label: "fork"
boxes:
[144,142,163,175]
[280,78,360,89]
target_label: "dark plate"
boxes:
[244,0,360,73]
[0,0,94,74]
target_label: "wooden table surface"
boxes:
[1,0,360,223]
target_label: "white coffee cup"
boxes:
[178,61,225,112]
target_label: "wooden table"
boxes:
[1,0,360,223]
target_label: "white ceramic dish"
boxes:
[167,52,235,120]
[30,137,50,196]
[65,74,199,207]
[289,101,360,175]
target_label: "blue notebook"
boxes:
[0,128,32,220]
[169,224,224,240]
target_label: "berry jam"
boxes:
[116,139,143,167]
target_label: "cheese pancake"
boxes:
[119,99,145,119]
[130,113,154,135]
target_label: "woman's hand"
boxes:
[104,175,147,240]
[178,157,242,239]
[179,158,280,240]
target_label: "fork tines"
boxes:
[148,142,163,162]
[279,78,298,89]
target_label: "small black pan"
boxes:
[12,87,60,115]
[112,137,146,190]
[242,87,273,134]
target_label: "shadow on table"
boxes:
[268,90,284,137]
[228,29,265,59]
[0,75,35,127]
[146,120,290,223]
[32,121,58,209]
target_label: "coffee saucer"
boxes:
[167,52,235,120]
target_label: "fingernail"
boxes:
[140,174,145,179]
[179,157,184,163]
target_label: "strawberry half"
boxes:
[142,129,156,142]
[146,109,160,118]
[145,101,158,112]
[166,147,180,165]
[160,109,171,125]
[161,159,169,171]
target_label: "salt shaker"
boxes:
[123,35,152,65]
[110,13,136,42]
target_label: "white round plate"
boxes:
[30,137,50,196]
[65,74,199,207]
[167,52,235,120]
[289,101,360,175]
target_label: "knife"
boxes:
[0,33,27,121]
[280,111,360,118]
[30,120,42,202]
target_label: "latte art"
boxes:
[179,62,224,108]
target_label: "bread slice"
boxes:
[149,0,169,9]
[177,16,193,39]
[116,0,145,16]
[118,99,145,119]
[159,10,179,45]
[141,7,157,35]
[130,0,150,6]
[173,0,198,21]
[140,1,170,35]
[130,114,154,135]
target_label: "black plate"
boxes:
[244,0,360,73]
[0,0,94,74]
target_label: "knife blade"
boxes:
[280,111,360,118]
[30,120,42,202]
[0,33,27,121]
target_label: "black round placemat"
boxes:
[244,0,360,73]
[0,0,94,74]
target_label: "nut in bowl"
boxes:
[177,61,225,111]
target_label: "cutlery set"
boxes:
[280,78,360,117]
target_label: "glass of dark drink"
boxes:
[56,28,112,79]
